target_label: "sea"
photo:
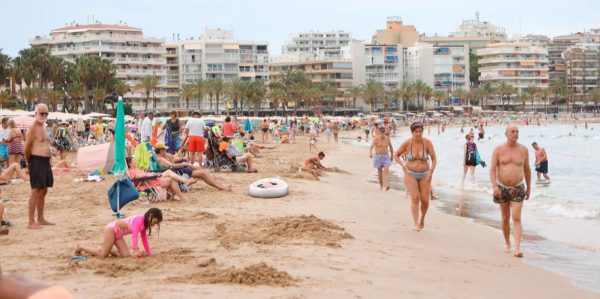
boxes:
[352,123,600,292]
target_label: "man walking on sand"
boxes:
[369,126,394,190]
[24,104,54,229]
[490,125,531,258]
[532,142,550,182]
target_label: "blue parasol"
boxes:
[244,118,252,132]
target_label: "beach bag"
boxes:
[475,151,487,168]
[107,178,139,212]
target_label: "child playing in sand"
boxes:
[74,208,163,258]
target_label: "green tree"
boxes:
[536,87,552,115]
[247,80,266,116]
[586,86,600,116]
[92,87,107,112]
[496,81,515,111]
[112,79,129,97]
[137,75,159,111]
[550,78,566,106]
[452,88,468,106]
[362,79,384,111]
[267,84,286,116]
[67,81,84,113]
[400,82,415,111]
[433,90,446,108]
[0,50,11,85]
[229,79,249,115]
[519,92,531,111]
[347,85,363,109]
[47,89,63,112]
[524,85,539,110]
[23,86,38,107]
[194,78,206,112]
[388,87,402,111]
[480,82,494,108]
[210,78,224,115]
[0,90,13,108]
[469,51,480,87]
[180,84,195,110]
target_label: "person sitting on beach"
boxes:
[369,126,394,190]
[394,122,437,231]
[0,163,26,184]
[0,266,75,299]
[490,125,531,258]
[126,156,195,201]
[74,208,162,259]
[154,143,230,191]
[220,137,257,172]
[300,152,328,180]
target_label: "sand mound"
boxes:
[170,262,295,287]
[169,211,217,222]
[215,215,354,249]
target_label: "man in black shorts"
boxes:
[24,104,54,229]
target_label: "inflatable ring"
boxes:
[249,178,289,198]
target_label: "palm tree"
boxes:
[229,79,249,115]
[0,50,11,85]
[412,80,428,110]
[211,77,224,115]
[267,85,286,116]
[550,78,566,109]
[452,88,468,107]
[112,79,129,98]
[468,88,482,107]
[284,70,310,115]
[47,89,63,112]
[586,86,600,116]
[362,79,384,111]
[519,92,532,111]
[389,87,402,111]
[92,87,106,112]
[180,84,195,110]
[400,82,414,110]
[11,57,24,105]
[496,81,515,111]
[0,90,12,108]
[137,75,159,111]
[67,82,84,113]
[562,88,575,115]
[23,86,37,108]
[247,80,266,116]
[194,78,206,111]
[480,82,494,108]
[524,85,539,111]
[422,86,433,110]
[433,90,446,108]
[348,85,363,109]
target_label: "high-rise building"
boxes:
[163,42,182,110]
[283,31,351,56]
[563,43,600,99]
[511,34,551,47]
[548,33,584,82]
[372,16,419,48]
[30,22,167,112]
[404,43,470,93]
[342,41,403,90]
[450,13,506,41]
[477,42,549,95]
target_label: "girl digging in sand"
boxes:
[74,208,162,258]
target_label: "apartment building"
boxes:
[548,33,584,82]
[163,42,181,109]
[404,43,470,93]
[477,42,549,95]
[283,31,351,56]
[563,43,600,98]
[238,41,269,81]
[450,12,507,41]
[342,41,403,89]
[269,54,353,107]
[30,22,167,112]
[372,16,419,48]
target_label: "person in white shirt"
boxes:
[0,118,9,165]
[140,111,154,143]
[184,111,207,166]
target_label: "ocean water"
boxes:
[352,123,600,292]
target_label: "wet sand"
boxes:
[0,132,597,298]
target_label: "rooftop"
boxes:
[51,23,142,34]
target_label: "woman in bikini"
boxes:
[394,122,437,231]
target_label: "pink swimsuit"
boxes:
[106,215,152,254]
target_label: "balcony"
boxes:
[111,57,166,65]
[30,34,165,45]
[50,45,166,55]
[118,68,167,77]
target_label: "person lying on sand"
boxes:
[74,208,162,259]
[126,156,195,201]
[0,266,74,299]
[154,143,231,191]
[0,163,26,184]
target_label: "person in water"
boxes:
[490,125,531,258]
[394,122,437,231]
[74,208,163,258]
[462,133,478,186]
[532,142,550,182]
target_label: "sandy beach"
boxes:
[0,131,597,299]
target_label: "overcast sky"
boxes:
[1,0,598,57]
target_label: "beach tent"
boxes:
[76,143,115,174]
[13,115,35,129]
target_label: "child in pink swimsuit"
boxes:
[74,208,162,258]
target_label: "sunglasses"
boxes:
[38,112,49,116]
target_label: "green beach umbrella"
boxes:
[112,96,126,175]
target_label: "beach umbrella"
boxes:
[244,118,252,132]
[76,143,115,174]
[112,96,126,175]
[13,115,35,129]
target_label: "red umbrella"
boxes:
[13,115,35,129]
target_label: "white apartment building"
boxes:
[450,12,507,41]
[342,41,403,89]
[404,43,470,93]
[477,42,549,95]
[283,31,351,56]
[30,22,167,112]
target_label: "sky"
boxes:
[1,0,599,57]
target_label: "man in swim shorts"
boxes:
[532,142,550,182]
[490,125,531,258]
[369,126,394,190]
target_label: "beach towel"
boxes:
[134,143,150,171]
[108,178,139,212]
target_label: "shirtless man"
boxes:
[154,143,230,191]
[301,152,327,180]
[24,104,54,229]
[490,125,531,258]
[531,142,550,182]
[369,126,394,190]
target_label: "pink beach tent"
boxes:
[13,115,35,129]
[76,142,115,174]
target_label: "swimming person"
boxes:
[490,125,531,258]
[369,126,394,190]
[462,133,478,186]
[74,208,163,258]
[532,142,550,182]
[394,122,437,231]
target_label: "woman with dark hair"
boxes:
[462,133,478,185]
[74,208,163,258]
[394,122,437,231]
[167,110,183,153]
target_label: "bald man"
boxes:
[490,125,531,258]
[24,104,54,229]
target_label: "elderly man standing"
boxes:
[24,104,54,229]
[140,111,154,143]
[490,125,531,258]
